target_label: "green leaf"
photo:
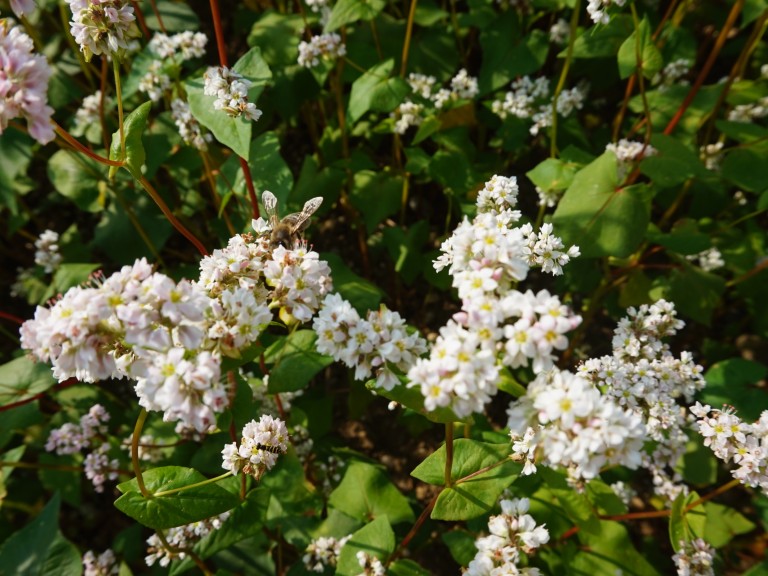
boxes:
[0,356,56,409]
[47,150,107,212]
[617,17,663,80]
[0,492,61,574]
[109,101,152,179]
[574,520,661,576]
[367,377,464,424]
[40,533,83,576]
[185,48,271,160]
[324,0,387,32]
[348,60,409,124]
[321,253,384,313]
[381,221,429,285]
[336,516,395,576]
[411,439,520,521]
[571,15,632,59]
[714,120,768,143]
[329,461,414,525]
[479,11,549,93]
[263,331,334,393]
[586,479,627,516]
[389,559,432,575]
[349,169,403,233]
[721,148,768,193]
[645,219,710,255]
[669,491,706,551]
[0,445,25,503]
[651,262,725,325]
[247,11,304,67]
[703,502,756,548]
[700,358,767,421]
[441,529,477,566]
[138,0,200,31]
[526,157,578,192]
[639,134,708,187]
[538,467,600,534]
[0,127,33,216]
[678,439,718,486]
[552,151,651,258]
[48,263,101,297]
[114,466,240,529]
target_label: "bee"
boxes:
[262,191,323,250]
[256,443,284,454]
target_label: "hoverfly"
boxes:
[256,443,284,454]
[262,191,323,250]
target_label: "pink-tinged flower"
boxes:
[65,0,138,62]
[0,20,54,144]
[10,0,36,18]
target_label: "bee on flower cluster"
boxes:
[262,191,323,250]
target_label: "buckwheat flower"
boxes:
[145,512,230,568]
[535,185,561,208]
[297,33,346,68]
[465,497,548,575]
[66,0,138,61]
[303,535,351,573]
[491,76,549,120]
[586,0,627,24]
[221,415,289,480]
[84,445,119,493]
[727,97,768,123]
[170,98,212,150]
[606,138,657,180]
[431,87,452,109]
[72,90,109,135]
[609,481,636,507]
[672,538,715,576]
[686,247,724,272]
[305,0,329,13]
[82,549,118,576]
[549,18,570,45]
[520,222,580,276]
[203,66,262,121]
[122,433,165,462]
[407,72,436,99]
[391,100,423,134]
[700,141,724,171]
[0,20,55,144]
[476,174,519,215]
[33,229,62,273]
[356,551,385,576]
[451,68,479,99]
[206,286,272,356]
[148,31,207,61]
[408,320,500,418]
[138,61,171,102]
[653,58,691,90]
[10,0,36,18]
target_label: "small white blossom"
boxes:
[145,512,230,567]
[221,415,289,480]
[65,0,138,61]
[82,549,118,576]
[203,66,262,121]
[34,229,62,273]
[303,535,351,573]
[672,538,715,576]
[297,33,346,68]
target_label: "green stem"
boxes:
[444,423,454,487]
[132,409,151,498]
[630,4,653,147]
[154,471,234,497]
[112,57,126,161]
[549,0,581,158]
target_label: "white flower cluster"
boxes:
[465,498,549,576]
[297,33,346,68]
[313,293,427,391]
[356,551,385,575]
[0,20,55,144]
[521,222,580,275]
[171,98,212,150]
[686,247,725,272]
[691,403,768,494]
[73,90,110,136]
[138,61,171,102]
[549,18,570,45]
[409,176,581,418]
[587,0,627,25]
[122,433,165,462]
[606,138,657,180]
[312,453,346,495]
[34,229,62,273]
[145,512,230,567]
[699,141,724,171]
[46,404,119,492]
[148,31,207,61]
[221,415,289,480]
[653,58,691,90]
[303,535,351,573]
[728,95,768,122]
[578,300,706,500]
[66,0,137,61]
[391,69,479,134]
[671,538,715,576]
[203,66,262,121]
[507,369,646,483]
[46,403,110,455]
[491,75,586,136]
[83,549,118,576]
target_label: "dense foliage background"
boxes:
[1,0,767,574]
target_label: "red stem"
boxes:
[147,0,166,33]
[130,0,151,40]
[0,311,24,325]
[53,122,124,167]
[0,377,78,412]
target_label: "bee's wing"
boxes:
[287,197,323,233]
[262,191,279,227]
